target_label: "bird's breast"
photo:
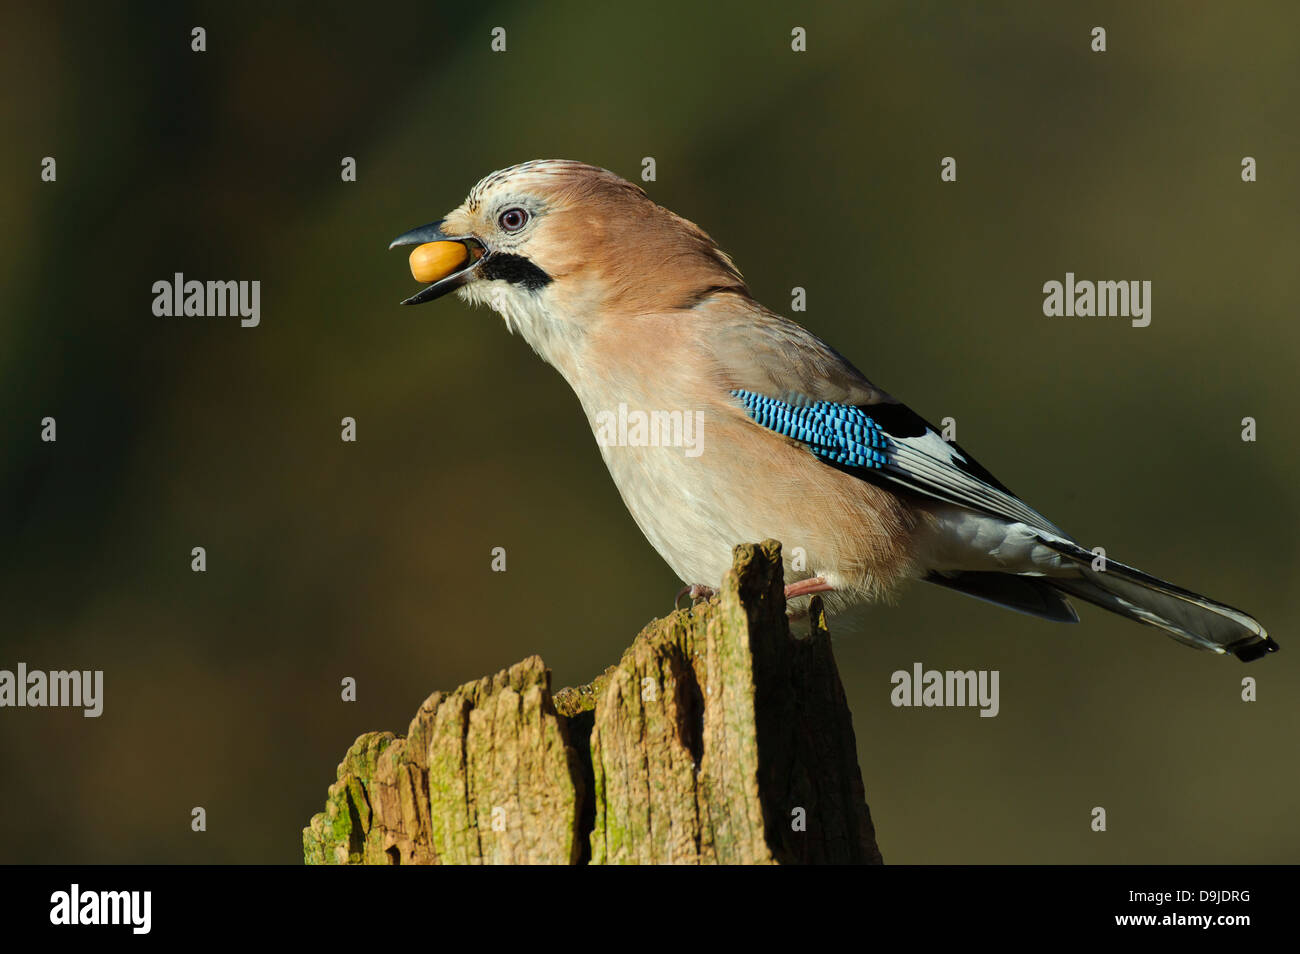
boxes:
[571,373,920,598]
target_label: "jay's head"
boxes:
[390,160,748,337]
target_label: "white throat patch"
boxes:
[456,281,585,378]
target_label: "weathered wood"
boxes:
[303,540,882,864]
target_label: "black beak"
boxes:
[389,218,487,305]
[388,219,454,250]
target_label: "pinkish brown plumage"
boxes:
[389,160,1276,661]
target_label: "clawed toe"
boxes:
[784,576,834,600]
[675,583,717,610]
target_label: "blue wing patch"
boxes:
[731,389,889,469]
[731,387,1063,533]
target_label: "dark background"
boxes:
[2,1,1296,863]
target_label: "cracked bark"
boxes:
[303,540,882,865]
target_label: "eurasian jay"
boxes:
[390,160,1277,662]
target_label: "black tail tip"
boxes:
[1234,636,1280,663]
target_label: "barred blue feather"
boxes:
[731,390,889,469]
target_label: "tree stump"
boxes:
[303,540,882,864]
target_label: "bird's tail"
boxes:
[1035,537,1278,662]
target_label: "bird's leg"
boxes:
[675,583,717,610]
[784,576,834,599]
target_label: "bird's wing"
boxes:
[705,302,1063,534]
[706,303,895,406]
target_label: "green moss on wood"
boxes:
[304,540,881,865]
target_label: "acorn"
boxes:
[409,241,469,283]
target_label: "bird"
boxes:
[389,159,1277,663]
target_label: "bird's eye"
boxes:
[498,207,528,232]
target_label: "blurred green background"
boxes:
[2,0,1296,864]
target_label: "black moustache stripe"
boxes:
[480,253,552,290]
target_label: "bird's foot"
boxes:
[784,576,834,600]
[675,583,717,610]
